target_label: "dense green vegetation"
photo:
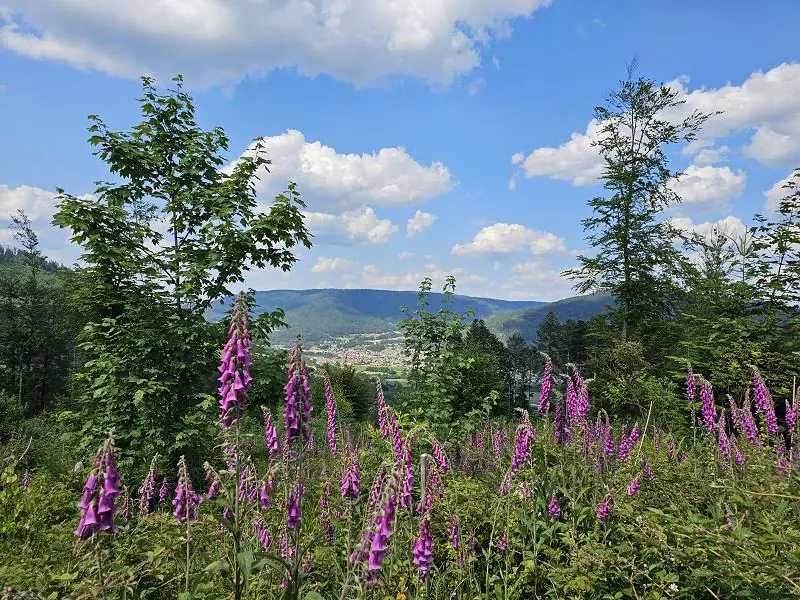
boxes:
[1,69,800,599]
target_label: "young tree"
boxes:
[752,168,800,307]
[53,76,311,473]
[564,63,715,340]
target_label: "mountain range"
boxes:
[208,289,612,345]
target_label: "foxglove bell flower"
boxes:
[574,367,589,418]
[172,456,200,524]
[324,375,338,455]
[284,339,313,444]
[287,484,304,529]
[596,495,612,521]
[341,444,361,499]
[74,437,123,539]
[159,478,168,502]
[449,516,459,550]
[786,398,798,434]
[627,475,640,497]
[367,485,397,571]
[376,378,389,439]
[511,425,532,473]
[539,358,552,412]
[138,454,158,517]
[431,438,448,473]
[566,376,578,423]
[411,518,434,582]
[218,295,253,427]
[687,363,695,403]
[548,496,561,519]
[753,367,778,435]
[262,408,279,456]
[700,379,716,432]
[21,470,30,492]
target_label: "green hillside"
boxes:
[207,288,546,344]
[207,288,611,345]
[487,293,613,342]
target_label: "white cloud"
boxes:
[0,1,553,89]
[504,260,575,301]
[690,144,730,166]
[512,119,605,187]
[304,207,398,245]
[669,63,800,166]
[452,223,566,257]
[764,171,799,213]
[232,130,452,213]
[0,184,60,221]
[359,264,489,291]
[406,210,437,237]
[671,215,747,238]
[667,165,746,210]
[514,63,800,189]
[398,250,414,259]
[310,256,354,273]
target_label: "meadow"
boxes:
[1,295,798,600]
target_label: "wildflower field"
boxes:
[1,294,799,600]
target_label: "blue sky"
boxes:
[0,0,798,301]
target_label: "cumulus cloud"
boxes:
[689,144,730,166]
[671,215,747,238]
[513,119,605,186]
[669,63,800,166]
[0,184,61,221]
[513,63,800,188]
[667,165,746,210]
[398,250,414,259]
[452,223,566,257]
[359,264,489,291]
[763,171,799,213]
[406,210,437,237]
[230,130,452,213]
[0,0,553,89]
[304,207,398,245]
[310,256,355,273]
[504,260,575,301]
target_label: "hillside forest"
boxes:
[1,70,799,599]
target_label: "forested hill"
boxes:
[487,293,614,341]
[207,288,609,344]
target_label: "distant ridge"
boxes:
[208,288,610,345]
[486,293,614,342]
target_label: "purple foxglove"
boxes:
[787,398,798,433]
[686,363,695,402]
[627,475,640,497]
[431,438,448,473]
[596,495,612,521]
[566,376,578,423]
[287,484,304,529]
[375,378,389,439]
[367,489,396,572]
[492,429,504,461]
[548,496,561,519]
[74,437,122,539]
[753,367,778,435]
[324,375,338,455]
[138,454,158,517]
[539,358,552,412]
[642,459,655,481]
[411,518,434,582]
[172,456,200,524]
[700,378,716,432]
[449,516,459,550]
